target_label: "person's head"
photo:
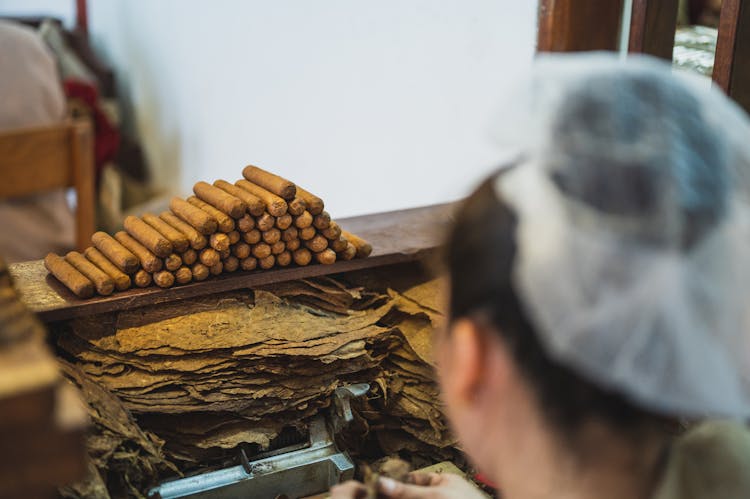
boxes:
[435,54,750,483]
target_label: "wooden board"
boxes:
[10,204,453,323]
[713,0,750,113]
[537,0,624,52]
[628,0,679,60]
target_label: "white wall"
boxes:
[1,1,538,217]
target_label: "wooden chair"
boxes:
[0,119,95,251]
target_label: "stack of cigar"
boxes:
[44,166,372,298]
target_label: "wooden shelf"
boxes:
[9,204,453,323]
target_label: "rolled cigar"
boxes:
[293,248,312,266]
[223,255,239,272]
[313,211,331,230]
[194,181,246,218]
[243,229,262,245]
[84,247,131,291]
[258,254,275,270]
[237,214,256,233]
[160,211,208,250]
[236,179,287,217]
[240,257,258,271]
[124,216,173,258]
[213,180,265,216]
[232,242,251,259]
[281,227,298,242]
[164,254,182,272]
[65,251,115,296]
[338,242,357,261]
[285,238,301,251]
[170,197,218,235]
[133,269,152,288]
[321,221,342,240]
[276,250,292,267]
[341,230,373,258]
[271,240,286,255]
[288,197,307,216]
[91,231,139,274]
[299,226,316,241]
[252,243,272,259]
[294,211,313,229]
[331,237,349,253]
[209,261,223,276]
[242,165,297,200]
[315,248,337,265]
[45,253,94,298]
[227,230,241,245]
[305,234,329,253]
[142,213,189,253]
[192,263,209,281]
[115,231,163,273]
[210,233,230,252]
[295,186,324,215]
[175,266,193,284]
[187,196,234,232]
[256,212,276,232]
[219,248,231,259]
[262,228,281,244]
[199,248,220,267]
[275,213,293,230]
[181,248,198,266]
[154,270,175,288]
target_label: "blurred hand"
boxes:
[330,472,486,499]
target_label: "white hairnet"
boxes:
[494,53,750,419]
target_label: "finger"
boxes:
[330,480,367,499]
[378,476,435,499]
[407,472,442,487]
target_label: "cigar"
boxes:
[271,241,286,255]
[321,221,342,240]
[170,197,218,235]
[304,234,329,253]
[295,186,324,215]
[276,250,292,267]
[258,254,275,270]
[285,238,301,251]
[191,263,209,281]
[243,229,262,245]
[294,211,313,229]
[219,247,230,260]
[188,196,234,233]
[133,269,152,288]
[331,237,349,253]
[154,270,175,288]
[84,247,131,291]
[115,231,163,273]
[199,248,220,267]
[341,230,372,258]
[252,243,272,259]
[142,213,189,253]
[210,233,230,252]
[262,228,281,245]
[91,231,139,274]
[315,248,337,265]
[236,179,287,217]
[232,242,251,259]
[160,211,208,250]
[213,180,265,216]
[209,261,223,276]
[181,248,198,266]
[338,242,357,261]
[256,212,276,232]
[288,197,307,216]
[299,226,316,241]
[223,256,239,272]
[281,227,298,242]
[227,230,241,245]
[175,266,193,284]
[313,211,331,230]
[237,214,256,233]
[194,181,246,218]
[293,248,312,266]
[124,216,173,258]
[164,254,182,272]
[240,257,258,271]
[57,248,110,295]
[275,214,293,230]
[242,165,297,200]
[45,253,94,298]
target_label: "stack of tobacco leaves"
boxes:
[56,271,458,496]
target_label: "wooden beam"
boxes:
[628,0,679,60]
[713,0,750,113]
[538,0,625,52]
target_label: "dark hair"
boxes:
[442,170,667,438]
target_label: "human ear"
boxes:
[444,318,485,406]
